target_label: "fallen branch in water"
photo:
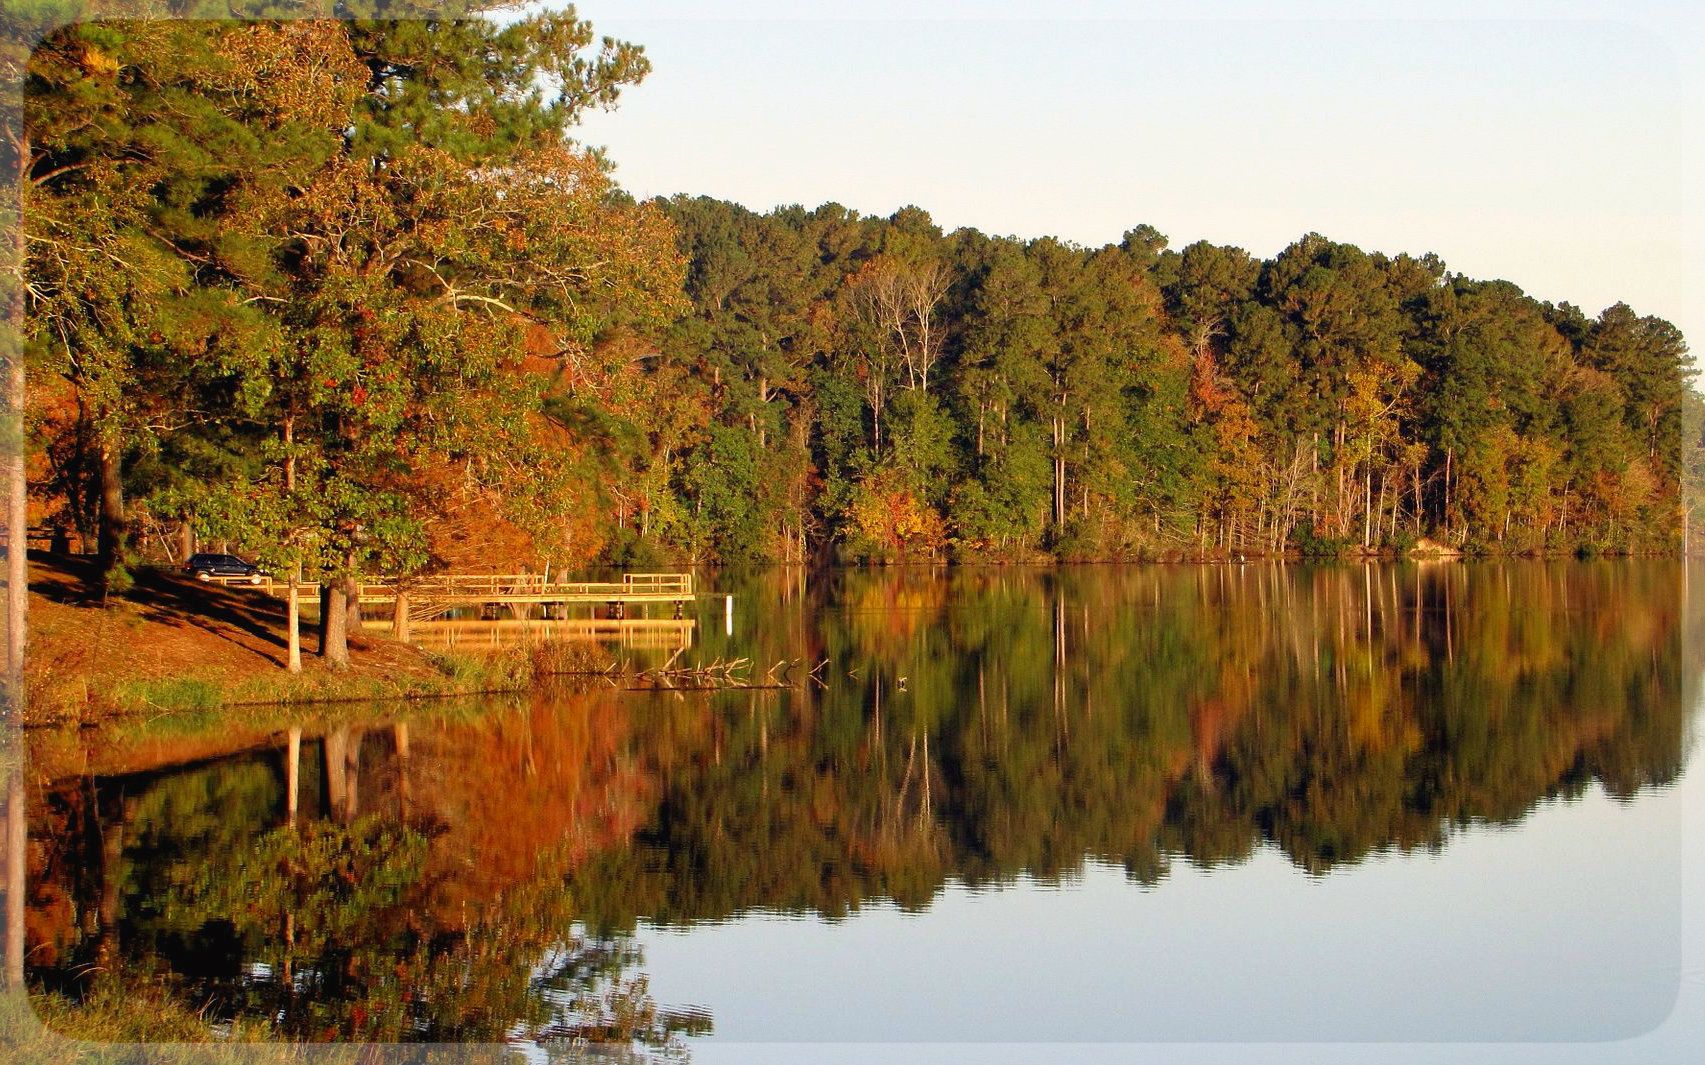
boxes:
[580,655,833,691]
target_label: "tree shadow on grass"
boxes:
[126,568,292,657]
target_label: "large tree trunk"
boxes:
[320,582,349,668]
[1052,416,1066,532]
[6,129,28,705]
[284,416,300,673]
[1363,461,1373,549]
[4,327,22,698]
[343,571,362,637]
[1413,461,1422,536]
[1444,448,1454,539]
[96,441,127,593]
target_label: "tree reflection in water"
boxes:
[21,562,1694,1049]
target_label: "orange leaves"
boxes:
[75,41,119,79]
[847,469,946,559]
[1187,349,1236,422]
[212,21,367,134]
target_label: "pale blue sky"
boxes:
[572,0,1703,352]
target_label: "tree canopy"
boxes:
[15,9,1697,617]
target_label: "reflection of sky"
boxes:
[630,760,1694,1060]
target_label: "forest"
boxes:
[11,10,1700,636]
[638,199,1696,567]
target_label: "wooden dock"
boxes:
[250,571,702,625]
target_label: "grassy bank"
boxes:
[2,990,515,1065]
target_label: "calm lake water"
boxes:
[22,563,1702,1061]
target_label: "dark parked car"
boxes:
[184,553,265,584]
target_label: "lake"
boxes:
[19,562,1702,1062]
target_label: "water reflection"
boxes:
[407,617,696,654]
[575,562,1688,925]
[19,562,1694,1048]
[27,708,704,1052]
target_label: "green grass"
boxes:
[96,655,525,718]
[52,640,616,737]
[107,678,224,715]
[31,632,622,745]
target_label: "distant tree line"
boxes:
[620,198,1698,565]
[11,10,1701,640]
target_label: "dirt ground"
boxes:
[17,551,445,720]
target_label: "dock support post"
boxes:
[725,594,733,636]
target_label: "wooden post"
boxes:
[286,564,302,674]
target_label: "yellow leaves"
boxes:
[76,41,119,79]
[848,470,946,559]
[1345,356,1420,426]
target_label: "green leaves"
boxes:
[22,14,1693,576]
[344,8,651,164]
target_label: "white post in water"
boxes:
[725,594,734,637]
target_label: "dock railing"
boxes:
[250,572,699,605]
[621,572,694,597]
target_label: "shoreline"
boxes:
[14,549,1689,727]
